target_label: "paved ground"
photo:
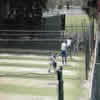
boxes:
[0,53,86,100]
[0,93,56,100]
[0,53,80,75]
[0,66,77,76]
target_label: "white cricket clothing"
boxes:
[61,42,67,51]
[48,55,57,72]
[49,55,56,65]
[67,39,72,47]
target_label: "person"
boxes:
[66,38,72,58]
[61,40,67,64]
[48,53,57,73]
[73,33,79,55]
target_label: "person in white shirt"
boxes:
[67,39,72,47]
[66,38,72,58]
[61,40,67,64]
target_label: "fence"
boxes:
[0,30,65,51]
[90,15,100,100]
[65,25,88,33]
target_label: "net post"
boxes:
[57,66,64,100]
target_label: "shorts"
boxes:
[61,50,67,57]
